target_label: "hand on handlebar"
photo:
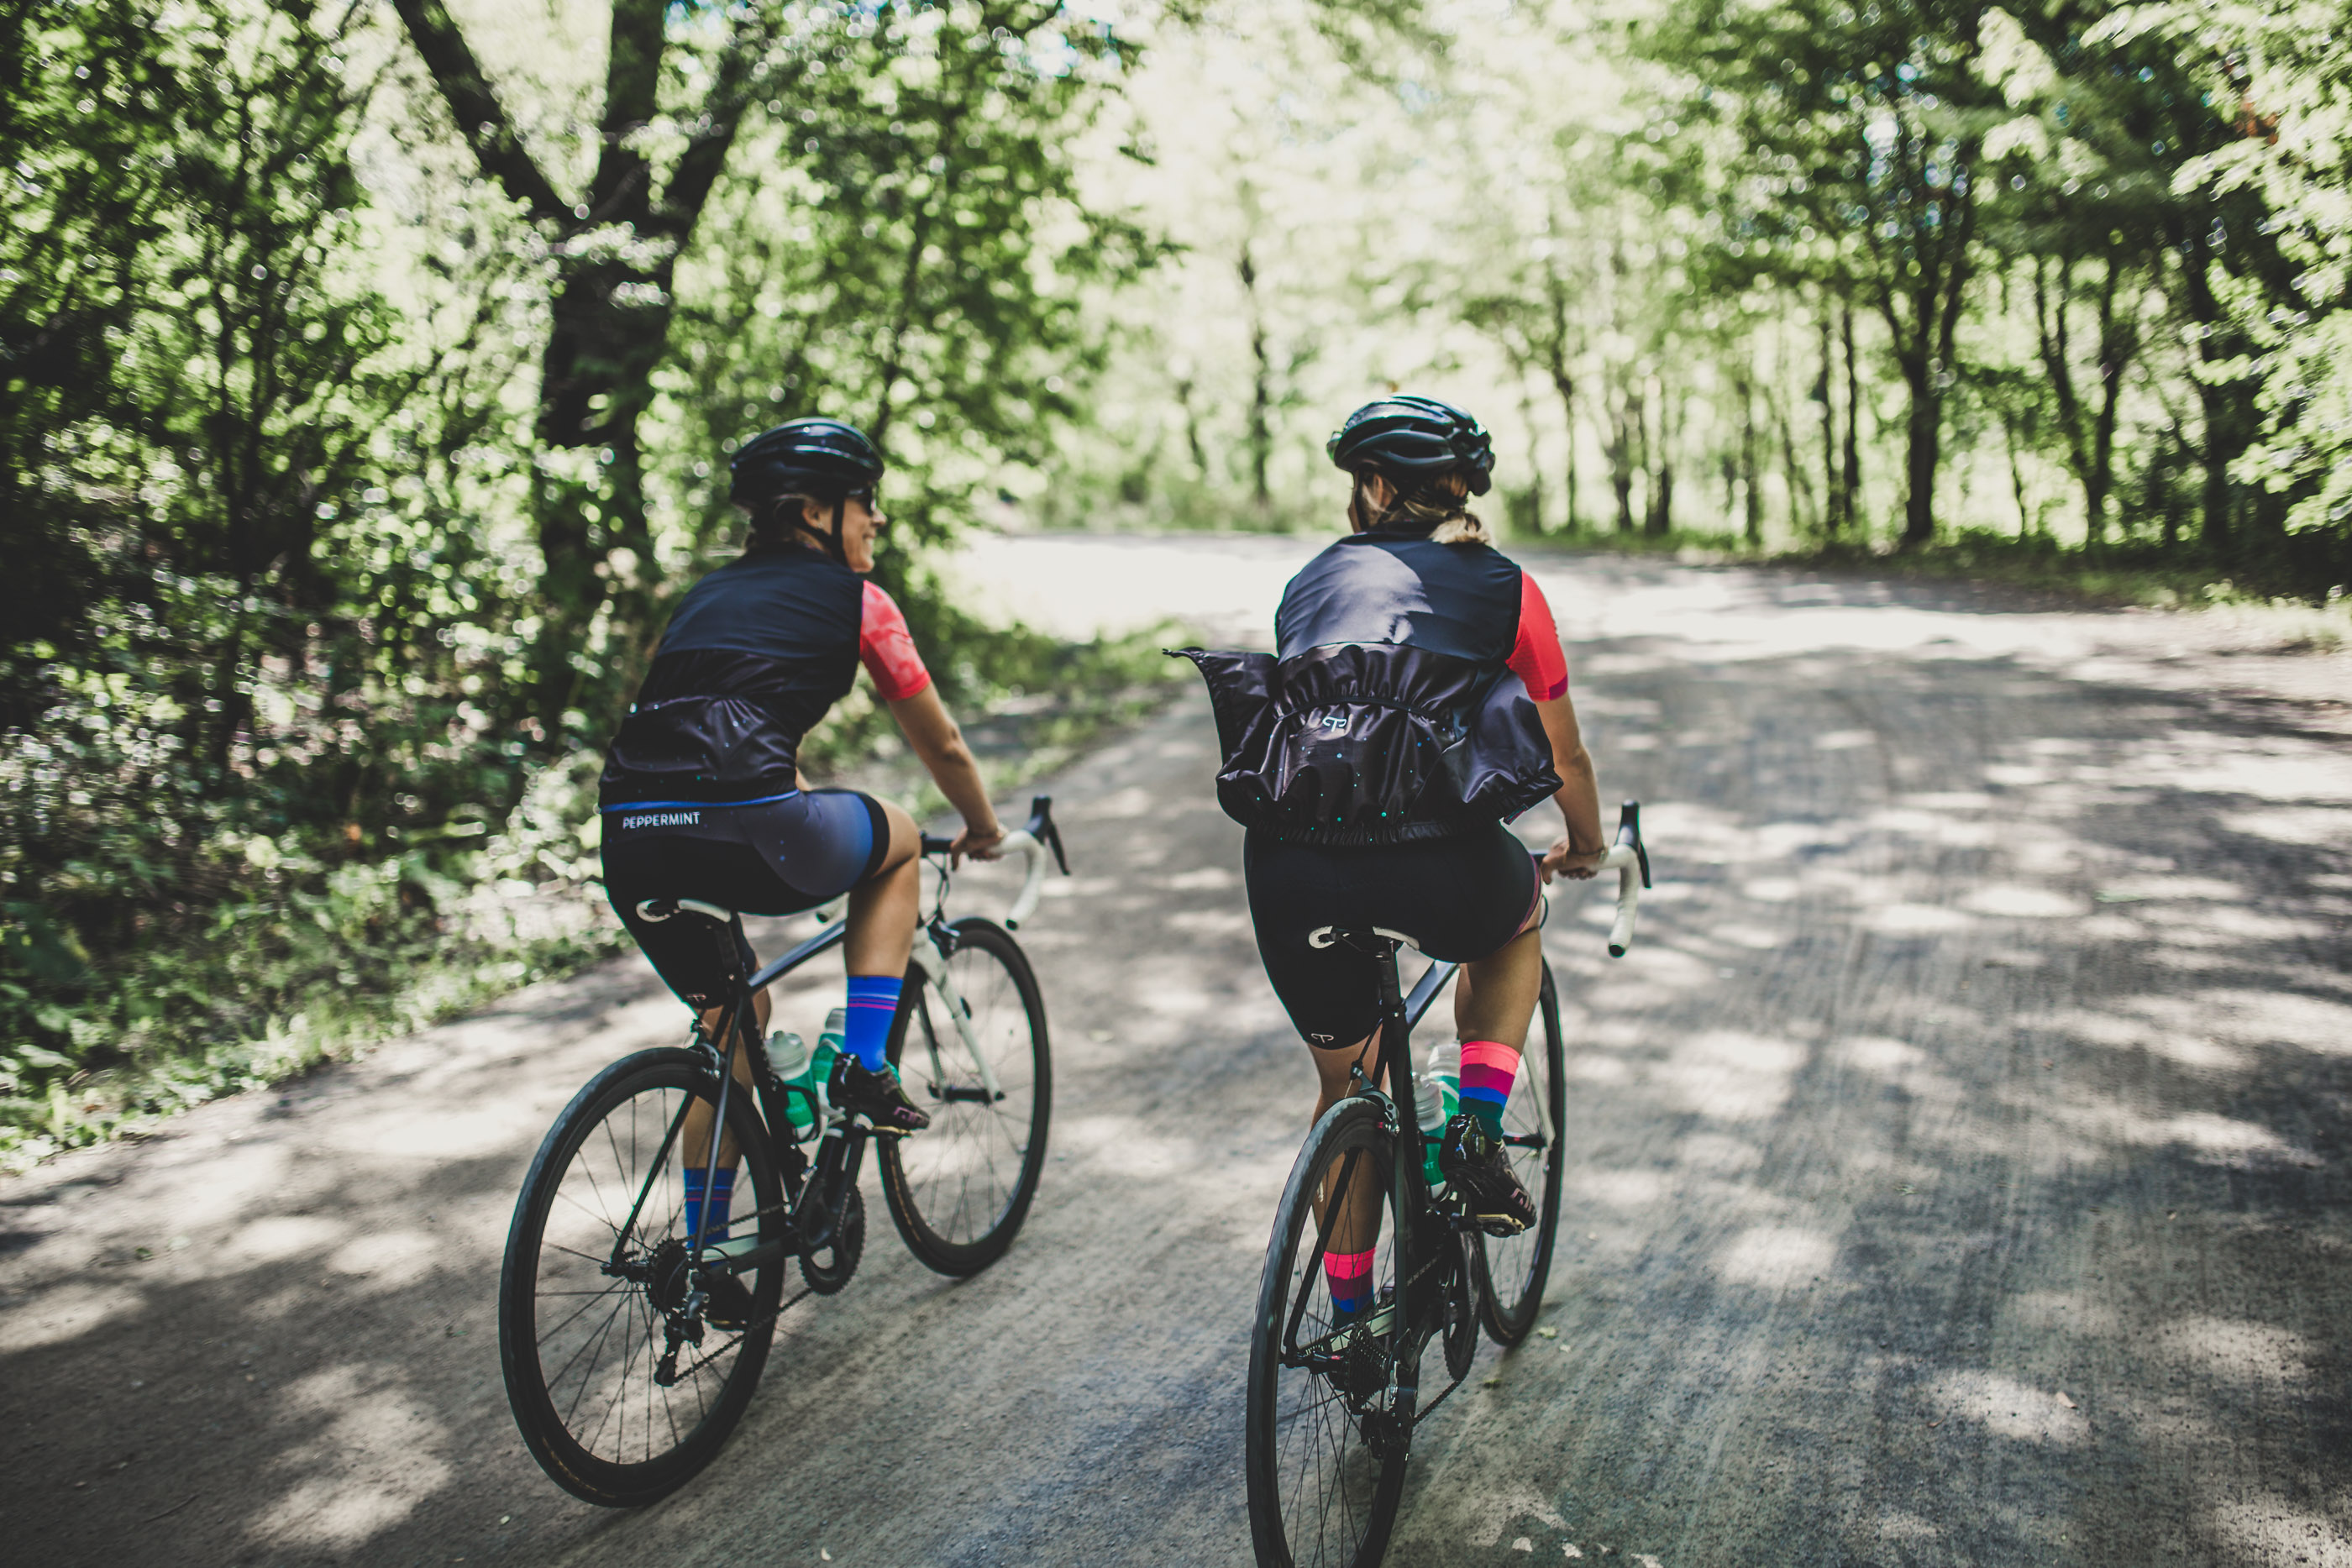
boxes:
[1541,838,1609,883]
[948,822,1008,867]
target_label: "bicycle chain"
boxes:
[664,1284,816,1384]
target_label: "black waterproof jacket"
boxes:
[598,548,864,807]
[1172,527,1562,845]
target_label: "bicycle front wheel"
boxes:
[879,917,1051,1276]
[498,1048,785,1507]
[1246,1094,1410,1568]
[1473,960,1566,1344]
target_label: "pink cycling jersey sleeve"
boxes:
[858,581,933,702]
[1506,573,1568,702]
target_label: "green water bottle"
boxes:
[768,1030,819,1141]
[1415,1040,1461,1187]
[808,1005,846,1119]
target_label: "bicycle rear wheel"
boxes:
[1246,1094,1410,1568]
[499,1048,785,1506]
[1473,961,1566,1344]
[878,918,1052,1276]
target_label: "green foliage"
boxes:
[1060,0,2346,590]
[0,0,1151,1167]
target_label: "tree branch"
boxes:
[589,0,664,223]
[646,9,777,244]
[389,0,566,223]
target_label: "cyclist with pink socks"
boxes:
[1178,396,1606,1294]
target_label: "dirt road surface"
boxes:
[6,538,2350,1567]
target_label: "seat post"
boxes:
[1369,941,1412,1108]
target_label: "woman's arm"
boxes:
[1534,691,1607,883]
[888,684,1006,863]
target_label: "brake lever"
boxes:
[1025,794,1070,874]
[1616,800,1651,889]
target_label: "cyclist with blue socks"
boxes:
[597,418,1005,1255]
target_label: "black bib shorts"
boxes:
[600,789,889,1009]
[1243,822,1541,1049]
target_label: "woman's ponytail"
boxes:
[1370,477,1490,544]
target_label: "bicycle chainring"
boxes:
[1444,1230,1478,1380]
[801,1183,864,1295]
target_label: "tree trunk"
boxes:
[1517,380,1546,535]
[1547,360,1579,534]
[1241,242,1272,508]
[2006,414,2032,538]
[1841,306,1863,536]
[1175,376,1207,477]
[1777,395,1814,536]
[1898,354,1941,548]
[393,0,763,741]
[1606,369,1640,534]
[1816,310,1840,535]
[1739,364,1762,546]
[1645,375,1674,537]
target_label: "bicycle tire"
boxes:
[1246,1094,1410,1568]
[878,918,1052,1276]
[1473,961,1566,1345]
[499,1047,785,1507]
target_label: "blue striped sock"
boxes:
[683,1167,735,1244]
[843,975,902,1070]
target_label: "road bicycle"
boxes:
[497,799,1068,1507]
[1245,802,1651,1568]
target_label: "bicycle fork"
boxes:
[906,923,1006,1104]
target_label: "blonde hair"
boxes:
[1359,471,1492,544]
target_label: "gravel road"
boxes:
[5,538,2350,1568]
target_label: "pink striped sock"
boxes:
[1459,1039,1520,1134]
[1324,1247,1376,1317]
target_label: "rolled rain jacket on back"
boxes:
[1170,527,1563,845]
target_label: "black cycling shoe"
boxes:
[1436,1112,1535,1236]
[827,1056,931,1135]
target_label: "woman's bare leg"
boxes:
[844,800,921,978]
[1452,924,1543,1051]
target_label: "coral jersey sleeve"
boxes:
[858,581,933,702]
[1506,573,1568,702]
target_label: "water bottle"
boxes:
[768,1030,819,1141]
[1415,1041,1462,1187]
[809,1006,847,1118]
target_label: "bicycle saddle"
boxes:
[635,896,737,924]
[1306,925,1422,953]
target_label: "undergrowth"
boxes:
[0,623,1181,1174]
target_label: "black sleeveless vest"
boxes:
[598,548,866,808]
[1172,527,1562,845]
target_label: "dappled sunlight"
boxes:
[254,1365,454,1550]
[1926,1369,2092,1447]
[1959,883,2081,918]
[2157,1314,2318,1395]
[1714,1225,1839,1291]
[2207,1501,2352,1568]
[229,1214,344,1262]
[1652,1032,1806,1123]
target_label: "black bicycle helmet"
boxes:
[729,417,885,505]
[728,417,885,564]
[1325,395,1494,496]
